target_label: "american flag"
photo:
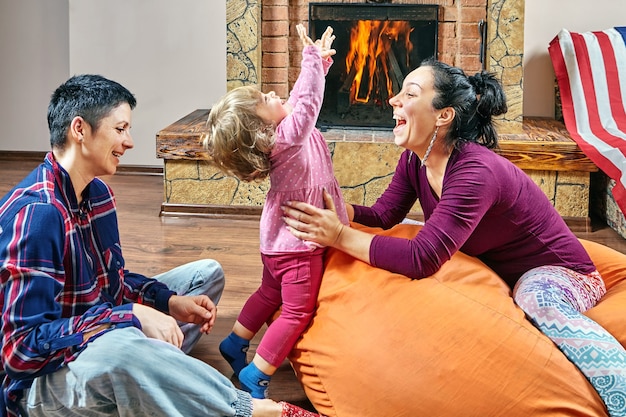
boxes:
[549,27,626,215]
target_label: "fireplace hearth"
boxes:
[310,3,438,130]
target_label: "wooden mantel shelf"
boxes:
[498,117,597,172]
[156,110,597,173]
[156,109,210,161]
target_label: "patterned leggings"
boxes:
[513,266,626,417]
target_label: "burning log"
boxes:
[387,47,404,95]
[340,63,358,93]
[338,59,357,114]
[373,57,389,108]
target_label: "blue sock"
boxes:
[219,333,249,377]
[238,362,271,399]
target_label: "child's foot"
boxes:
[279,401,324,417]
[239,363,271,399]
[219,333,249,377]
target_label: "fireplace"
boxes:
[309,3,438,130]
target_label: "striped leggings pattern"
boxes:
[513,266,626,416]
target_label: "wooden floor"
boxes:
[2,158,626,409]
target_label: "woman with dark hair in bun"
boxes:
[283,59,626,416]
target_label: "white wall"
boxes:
[523,0,626,117]
[0,0,226,167]
[0,0,69,157]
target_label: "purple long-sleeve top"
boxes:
[353,142,596,288]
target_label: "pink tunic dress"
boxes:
[259,45,349,255]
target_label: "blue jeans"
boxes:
[21,260,255,417]
[153,259,225,354]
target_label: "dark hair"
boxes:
[47,74,137,149]
[421,58,507,149]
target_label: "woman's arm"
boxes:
[284,150,501,279]
[283,150,417,264]
[352,150,418,228]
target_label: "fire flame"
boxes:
[344,20,413,105]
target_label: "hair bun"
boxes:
[469,73,486,95]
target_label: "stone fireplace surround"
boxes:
[157,0,598,227]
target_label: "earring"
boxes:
[421,126,439,167]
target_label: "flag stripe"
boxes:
[548,31,622,181]
[549,27,626,215]
[574,31,626,158]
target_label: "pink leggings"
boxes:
[237,249,324,367]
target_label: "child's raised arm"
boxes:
[296,24,336,60]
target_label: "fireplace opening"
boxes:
[309,3,438,131]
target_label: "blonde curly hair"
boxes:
[202,85,275,182]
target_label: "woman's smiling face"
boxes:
[388,65,440,152]
[82,103,134,177]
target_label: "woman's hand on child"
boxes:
[282,189,344,247]
[296,24,336,60]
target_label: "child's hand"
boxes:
[297,24,314,47]
[317,26,336,59]
[297,24,336,60]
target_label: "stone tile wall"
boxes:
[163,140,591,219]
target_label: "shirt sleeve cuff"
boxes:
[111,304,142,329]
[155,289,176,313]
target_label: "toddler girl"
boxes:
[203,24,349,399]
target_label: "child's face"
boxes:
[256,91,291,125]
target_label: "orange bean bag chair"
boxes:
[290,223,626,417]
